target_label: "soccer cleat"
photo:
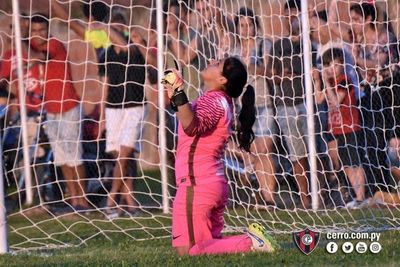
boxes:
[247,223,280,252]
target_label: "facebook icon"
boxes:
[326,242,338,254]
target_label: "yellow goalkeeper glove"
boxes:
[161,68,184,98]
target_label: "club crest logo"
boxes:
[293,228,320,255]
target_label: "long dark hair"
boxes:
[222,57,256,152]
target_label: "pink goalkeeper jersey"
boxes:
[175,90,234,186]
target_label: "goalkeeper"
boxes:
[163,57,279,256]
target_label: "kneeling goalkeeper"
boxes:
[163,57,279,256]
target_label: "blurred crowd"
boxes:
[1,0,400,213]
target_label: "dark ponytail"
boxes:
[222,57,256,152]
[237,85,256,152]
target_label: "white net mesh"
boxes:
[0,0,400,252]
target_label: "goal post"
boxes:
[11,0,33,206]
[300,0,318,210]
[155,0,169,215]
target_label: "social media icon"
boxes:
[342,242,354,253]
[370,242,382,254]
[355,242,367,254]
[326,242,338,254]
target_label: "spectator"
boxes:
[99,10,156,218]
[317,48,366,209]
[170,0,234,73]
[268,0,311,209]
[350,2,399,198]
[81,0,111,60]
[373,135,400,205]
[362,64,400,199]
[231,7,277,208]
[165,0,200,100]
[0,49,44,115]
[104,7,130,39]
[327,0,353,43]
[310,9,361,100]
[350,3,398,86]
[29,14,90,211]
[309,9,361,207]
[371,137,400,206]
[0,15,46,165]
[51,0,123,62]
[309,10,337,194]
[51,1,128,138]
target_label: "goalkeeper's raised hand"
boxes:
[161,68,184,98]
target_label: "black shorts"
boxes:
[335,131,365,167]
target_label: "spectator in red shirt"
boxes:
[0,14,47,169]
[316,48,366,209]
[0,14,43,113]
[0,50,44,114]
[29,14,90,211]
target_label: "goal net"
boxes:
[1,0,400,252]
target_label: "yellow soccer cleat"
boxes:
[247,223,280,252]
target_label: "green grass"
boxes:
[3,170,400,266]
[1,227,400,267]
[2,209,400,267]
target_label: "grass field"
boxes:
[2,171,400,266]
[1,232,399,267]
[1,208,400,267]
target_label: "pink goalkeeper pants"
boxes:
[172,179,252,255]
